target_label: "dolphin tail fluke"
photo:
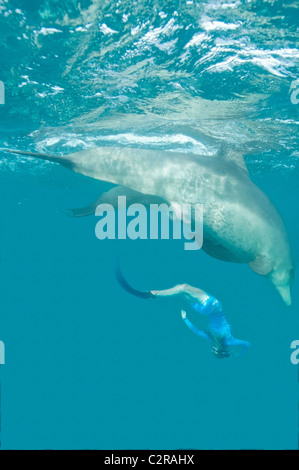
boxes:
[0,147,70,166]
[116,260,155,300]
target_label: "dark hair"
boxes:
[205,330,230,359]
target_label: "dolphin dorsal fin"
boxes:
[218,144,248,175]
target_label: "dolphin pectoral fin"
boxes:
[274,284,291,306]
[64,198,102,217]
[66,185,168,217]
[115,186,168,207]
[249,254,272,276]
[202,234,243,262]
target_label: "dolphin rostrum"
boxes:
[2,145,294,305]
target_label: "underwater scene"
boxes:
[0,0,298,450]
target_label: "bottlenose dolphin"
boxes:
[2,145,294,305]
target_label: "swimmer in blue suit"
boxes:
[116,264,250,359]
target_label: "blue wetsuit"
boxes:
[182,295,250,357]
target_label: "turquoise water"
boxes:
[0,0,298,450]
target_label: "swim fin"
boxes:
[116,260,155,300]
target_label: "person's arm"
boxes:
[226,336,251,356]
[181,310,210,342]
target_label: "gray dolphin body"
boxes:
[3,146,294,305]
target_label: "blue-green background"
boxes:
[0,0,298,449]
